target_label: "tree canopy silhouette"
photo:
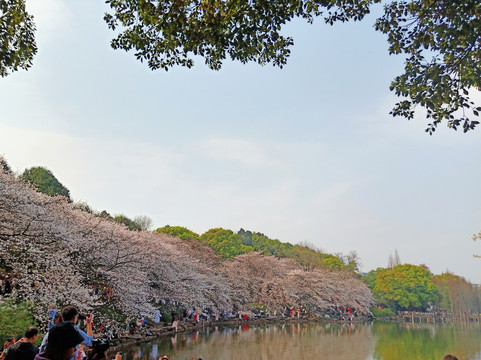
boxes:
[2,0,481,132]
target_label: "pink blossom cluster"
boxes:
[0,164,373,326]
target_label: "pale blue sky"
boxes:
[1,0,480,282]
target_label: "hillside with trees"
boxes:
[154,226,349,271]
[2,156,480,331]
[0,159,374,328]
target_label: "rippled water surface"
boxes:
[119,321,481,360]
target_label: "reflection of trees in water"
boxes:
[121,323,376,360]
[373,322,481,360]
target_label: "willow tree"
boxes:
[433,273,481,315]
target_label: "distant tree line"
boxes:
[12,162,359,272]
[433,272,481,316]
[0,158,374,329]
[364,264,481,314]
[8,159,481,316]
[154,226,358,272]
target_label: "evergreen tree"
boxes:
[20,166,71,200]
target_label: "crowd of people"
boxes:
[0,303,463,360]
[0,305,206,360]
[0,327,38,360]
[0,277,16,297]
[0,305,102,360]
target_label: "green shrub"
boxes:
[94,304,127,323]
[162,312,173,324]
[370,306,396,318]
[246,302,266,311]
[0,299,39,344]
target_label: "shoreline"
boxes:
[107,313,481,354]
[108,316,371,354]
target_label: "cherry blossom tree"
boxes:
[0,161,373,326]
[222,252,374,313]
[0,164,232,323]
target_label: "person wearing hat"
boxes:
[34,322,84,360]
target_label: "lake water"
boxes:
[118,321,481,360]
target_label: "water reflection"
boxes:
[119,322,481,360]
[373,322,481,360]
